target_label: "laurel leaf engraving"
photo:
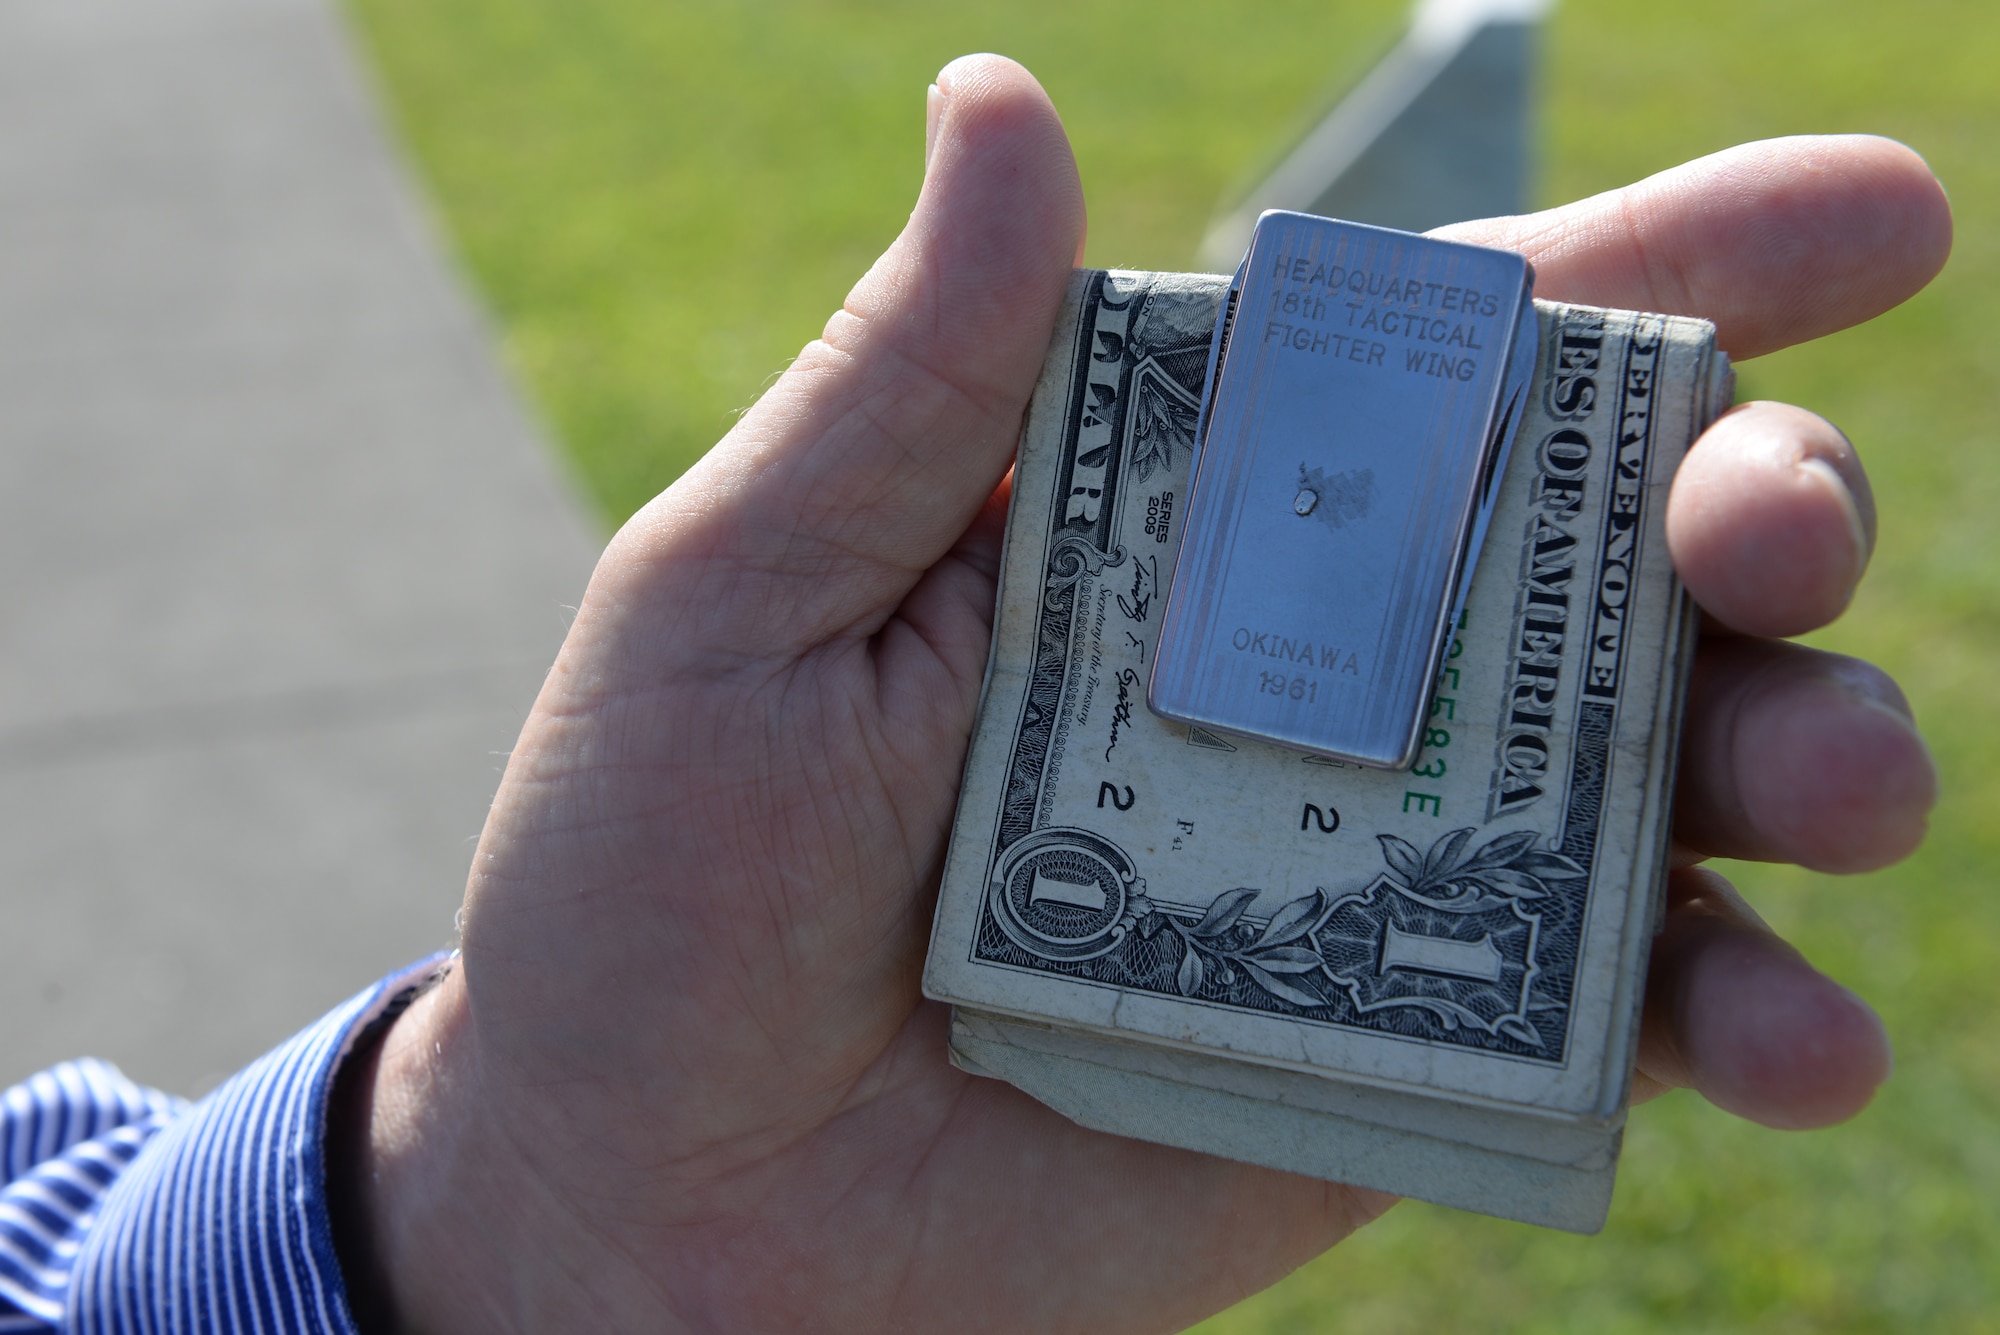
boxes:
[1177,945,1205,997]
[1516,849,1587,879]
[1461,829,1538,871]
[1378,834,1425,885]
[1423,827,1474,880]
[1253,889,1328,948]
[1191,886,1260,938]
[1475,867,1550,899]
[1128,378,1194,484]
[1238,960,1322,1009]
[1247,946,1324,973]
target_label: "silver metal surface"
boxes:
[1149,211,1535,768]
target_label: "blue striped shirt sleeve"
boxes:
[0,958,449,1334]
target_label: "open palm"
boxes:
[339,56,1949,1335]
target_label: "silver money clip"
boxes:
[1149,211,1539,769]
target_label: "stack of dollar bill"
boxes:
[923,268,1734,1232]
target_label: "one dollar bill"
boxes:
[922,268,1732,1232]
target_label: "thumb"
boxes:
[604,54,1086,666]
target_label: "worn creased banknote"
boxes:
[921,268,1733,1232]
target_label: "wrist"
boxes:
[328,994,402,1331]
[328,969,523,1335]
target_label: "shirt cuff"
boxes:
[5,955,452,1335]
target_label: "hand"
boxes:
[332,55,1949,1334]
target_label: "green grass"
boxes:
[345,1,2000,1328]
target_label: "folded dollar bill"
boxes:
[922,267,1734,1233]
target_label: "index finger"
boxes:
[1435,135,1951,359]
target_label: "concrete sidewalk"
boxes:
[0,0,603,1094]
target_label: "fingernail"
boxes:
[1823,655,1916,723]
[1836,979,1893,1076]
[1820,660,1940,816]
[1797,455,1873,586]
[924,83,943,172]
